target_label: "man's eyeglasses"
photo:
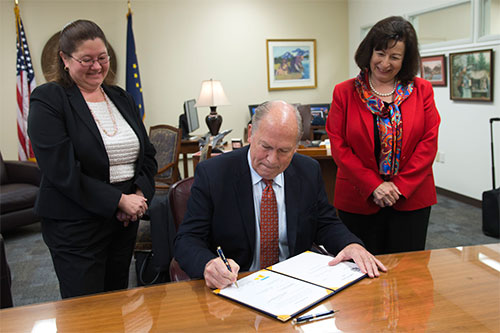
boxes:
[68,54,110,67]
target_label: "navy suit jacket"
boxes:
[174,145,362,278]
[28,82,157,220]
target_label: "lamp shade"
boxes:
[195,79,230,107]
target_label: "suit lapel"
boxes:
[284,156,299,255]
[357,94,378,168]
[401,90,416,157]
[66,84,105,151]
[103,85,145,154]
[233,147,257,254]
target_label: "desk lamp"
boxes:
[195,79,230,136]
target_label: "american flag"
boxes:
[15,4,36,161]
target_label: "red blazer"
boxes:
[326,77,440,214]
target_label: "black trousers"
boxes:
[338,206,431,255]
[41,180,139,299]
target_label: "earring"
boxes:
[64,66,69,72]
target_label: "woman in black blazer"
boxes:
[28,20,157,298]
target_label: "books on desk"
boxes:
[213,251,366,322]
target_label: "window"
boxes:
[480,0,500,39]
[409,0,472,48]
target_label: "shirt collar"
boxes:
[247,149,284,187]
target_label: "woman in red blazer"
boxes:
[326,16,440,255]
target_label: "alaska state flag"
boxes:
[126,10,145,120]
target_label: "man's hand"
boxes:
[328,243,387,278]
[204,257,240,289]
[373,181,401,207]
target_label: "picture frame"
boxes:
[231,138,243,150]
[420,55,447,86]
[449,49,493,102]
[266,39,317,91]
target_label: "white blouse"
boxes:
[86,95,140,184]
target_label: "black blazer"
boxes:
[28,82,157,220]
[174,146,362,278]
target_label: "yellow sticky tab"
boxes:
[326,289,334,295]
[213,289,220,294]
[277,315,291,322]
[305,250,312,253]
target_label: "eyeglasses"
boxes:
[68,54,110,67]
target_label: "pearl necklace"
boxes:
[369,76,397,97]
[87,87,118,137]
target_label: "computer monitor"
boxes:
[310,104,330,117]
[248,104,259,118]
[183,99,199,133]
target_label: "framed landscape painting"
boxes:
[266,39,317,91]
[450,49,493,102]
[420,55,447,86]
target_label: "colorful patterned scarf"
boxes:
[354,70,414,178]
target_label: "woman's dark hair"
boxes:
[55,19,114,87]
[354,16,420,85]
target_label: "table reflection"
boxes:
[334,252,434,332]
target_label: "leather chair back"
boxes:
[0,152,8,185]
[168,177,195,282]
[297,104,312,141]
[168,177,195,232]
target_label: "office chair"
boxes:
[297,104,312,141]
[149,125,182,193]
[168,177,195,282]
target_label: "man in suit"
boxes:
[174,101,386,289]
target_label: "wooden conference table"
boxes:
[1,244,499,332]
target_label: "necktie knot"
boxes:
[263,179,273,187]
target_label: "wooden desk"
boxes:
[297,146,336,205]
[2,244,499,332]
[180,139,199,178]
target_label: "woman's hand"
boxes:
[116,209,133,227]
[118,193,148,222]
[373,181,401,207]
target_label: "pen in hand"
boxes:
[216,246,239,288]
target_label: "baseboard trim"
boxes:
[436,187,481,208]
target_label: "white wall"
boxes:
[0,0,349,159]
[3,0,497,201]
[348,0,500,201]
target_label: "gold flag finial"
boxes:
[15,0,19,6]
[127,0,132,17]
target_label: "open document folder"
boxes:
[213,251,366,322]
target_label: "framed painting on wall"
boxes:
[266,39,317,91]
[449,49,493,102]
[420,55,447,86]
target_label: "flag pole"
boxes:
[127,0,132,17]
